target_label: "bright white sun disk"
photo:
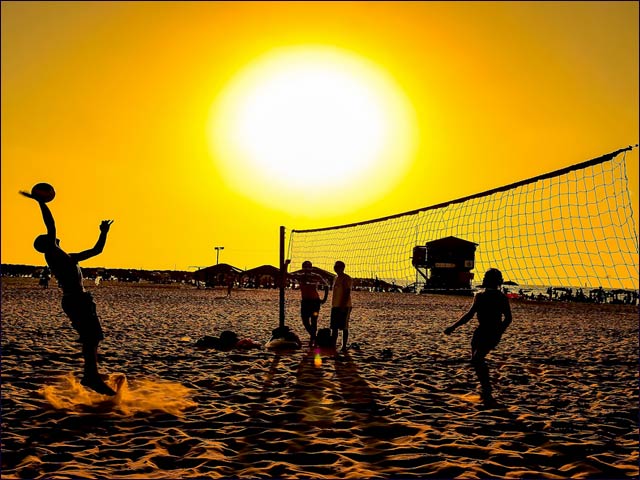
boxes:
[209,46,417,212]
[234,66,387,184]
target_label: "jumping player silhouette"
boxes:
[21,189,116,395]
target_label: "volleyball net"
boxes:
[287,146,639,290]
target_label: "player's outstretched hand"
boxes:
[100,220,114,233]
[19,190,37,200]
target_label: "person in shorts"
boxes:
[21,189,116,396]
[444,268,512,406]
[330,261,352,353]
[291,260,329,346]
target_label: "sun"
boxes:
[208,46,417,213]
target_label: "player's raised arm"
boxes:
[73,220,114,261]
[38,201,57,241]
[20,190,58,249]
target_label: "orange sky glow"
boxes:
[2,1,638,271]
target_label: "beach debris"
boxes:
[195,331,261,351]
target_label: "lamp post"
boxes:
[214,246,224,265]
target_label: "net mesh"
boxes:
[288,149,639,290]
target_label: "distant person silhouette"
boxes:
[330,261,353,353]
[226,274,234,296]
[39,267,51,289]
[291,261,329,347]
[21,190,116,396]
[444,268,512,406]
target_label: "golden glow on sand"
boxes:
[209,46,417,212]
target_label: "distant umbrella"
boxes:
[503,280,519,286]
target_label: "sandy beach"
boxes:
[1,277,638,479]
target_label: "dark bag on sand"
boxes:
[219,330,239,349]
[196,331,239,350]
[316,328,334,348]
[195,335,220,349]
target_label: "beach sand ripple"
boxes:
[2,279,637,479]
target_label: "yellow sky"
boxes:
[2,1,638,271]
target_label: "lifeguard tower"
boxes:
[412,236,478,294]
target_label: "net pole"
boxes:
[279,225,286,328]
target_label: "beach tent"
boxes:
[240,265,280,288]
[194,263,243,286]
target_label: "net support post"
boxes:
[279,225,286,328]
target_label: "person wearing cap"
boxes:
[444,268,512,406]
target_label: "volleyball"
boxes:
[31,183,56,203]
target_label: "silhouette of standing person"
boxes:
[444,268,512,406]
[290,261,329,347]
[21,190,116,395]
[39,267,51,289]
[226,273,234,296]
[330,261,352,353]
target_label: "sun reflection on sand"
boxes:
[2,283,636,479]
